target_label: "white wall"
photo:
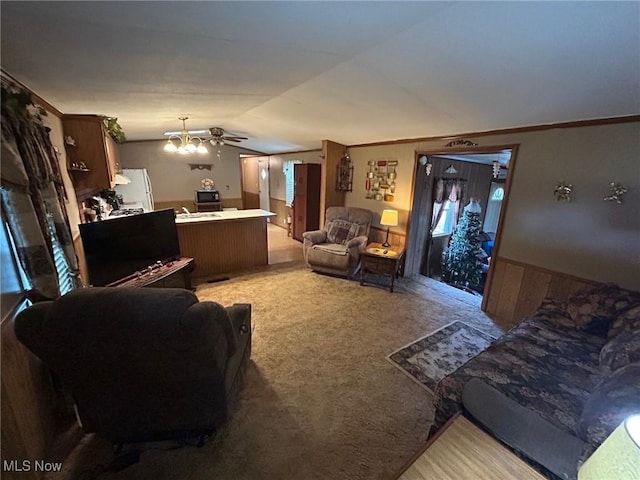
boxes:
[117,140,259,201]
[346,121,640,290]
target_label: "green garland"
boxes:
[103,117,126,143]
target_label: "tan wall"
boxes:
[117,140,259,204]
[346,121,640,290]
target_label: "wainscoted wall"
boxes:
[369,226,407,248]
[484,257,598,328]
[269,198,292,230]
[1,308,55,480]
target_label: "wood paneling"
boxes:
[320,140,347,225]
[176,218,269,279]
[484,257,599,328]
[242,192,260,210]
[369,226,406,248]
[1,304,56,480]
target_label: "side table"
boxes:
[360,243,405,292]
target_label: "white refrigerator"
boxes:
[115,168,155,211]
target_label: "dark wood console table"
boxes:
[107,257,194,289]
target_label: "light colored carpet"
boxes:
[49,263,503,480]
[388,321,497,394]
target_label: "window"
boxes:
[45,213,74,296]
[432,200,457,236]
[283,160,301,207]
[484,183,504,233]
[1,206,31,319]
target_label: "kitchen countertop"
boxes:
[174,208,276,224]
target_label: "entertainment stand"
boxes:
[106,257,194,289]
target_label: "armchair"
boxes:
[14,287,251,445]
[302,206,373,278]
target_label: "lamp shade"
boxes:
[380,209,398,227]
[578,415,640,480]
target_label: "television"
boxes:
[79,209,181,286]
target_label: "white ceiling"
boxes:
[2,1,638,154]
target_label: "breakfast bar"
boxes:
[175,209,276,279]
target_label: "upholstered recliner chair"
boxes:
[302,206,373,278]
[14,287,251,445]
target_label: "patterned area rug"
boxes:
[388,321,497,394]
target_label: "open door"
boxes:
[240,155,261,209]
[258,157,270,212]
[405,145,517,301]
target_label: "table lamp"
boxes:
[578,415,640,480]
[380,209,398,248]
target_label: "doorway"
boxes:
[405,146,516,298]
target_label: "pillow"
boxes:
[607,305,640,340]
[567,284,640,337]
[326,220,359,245]
[577,363,640,446]
[599,329,640,374]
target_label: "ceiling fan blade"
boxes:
[222,137,242,142]
[223,135,248,141]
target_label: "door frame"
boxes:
[405,143,520,311]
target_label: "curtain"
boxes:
[430,178,466,234]
[1,82,79,299]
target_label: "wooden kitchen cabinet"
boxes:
[293,163,321,241]
[62,114,120,198]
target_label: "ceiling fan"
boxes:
[207,127,248,146]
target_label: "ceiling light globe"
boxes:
[196,145,208,154]
[185,143,197,153]
[164,141,177,152]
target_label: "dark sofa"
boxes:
[432,283,640,479]
[15,287,251,445]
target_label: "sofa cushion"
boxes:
[607,305,640,340]
[577,363,640,446]
[599,329,640,374]
[326,220,359,245]
[567,284,640,337]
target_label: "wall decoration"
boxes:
[445,138,478,147]
[201,178,215,190]
[419,155,432,176]
[365,159,398,201]
[336,152,353,192]
[189,163,213,171]
[554,182,573,202]
[603,182,628,204]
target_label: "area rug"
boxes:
[388,321,497,394]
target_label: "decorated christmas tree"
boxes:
[441,198,483,288]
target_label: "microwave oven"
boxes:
[195,190,220,203]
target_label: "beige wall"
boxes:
[117,140,258,203]
[346,122,640,290]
